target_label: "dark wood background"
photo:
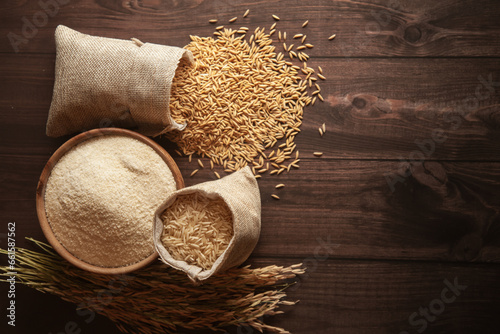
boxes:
[1,0,500,333]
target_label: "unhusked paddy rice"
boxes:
[168,28,315,175]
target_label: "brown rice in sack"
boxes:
[46,25,193,137]
[153,167,261,282]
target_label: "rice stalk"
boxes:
[0,238,304,334]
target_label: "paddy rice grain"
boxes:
[168,28,309,175]
[169,22,330,177]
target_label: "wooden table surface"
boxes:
[1,1,500,333]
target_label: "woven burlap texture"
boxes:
[46,25,194,137]
[154,167,261,282]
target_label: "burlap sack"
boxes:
[153,167,261,282]
[46,25,194,137]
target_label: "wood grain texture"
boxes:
[1,0,500,56]
[1,54,500,160]
[2,258,500,334]
[1,0,500,333]
[3,155,500,263]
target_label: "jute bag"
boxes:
[46,25,194,137]
[153,167,261,282]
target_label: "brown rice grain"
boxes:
[161,193,233,270]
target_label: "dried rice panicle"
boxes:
[161,193,233,270]
[0,239,304,334]
[168,27,311,175]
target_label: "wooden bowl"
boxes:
[36,128,184,275]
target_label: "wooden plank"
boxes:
[2,257,499,333]
[1,54,500,160]
[2,2,499,333]
[1,0,500,57]
[265,259,500,334]
[3,156,499,263]
[0,284,119,334]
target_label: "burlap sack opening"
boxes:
[46,25,194,137]
[153,167,261,282]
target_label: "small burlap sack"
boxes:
[153,167,261,282]
[46,25,194,137]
